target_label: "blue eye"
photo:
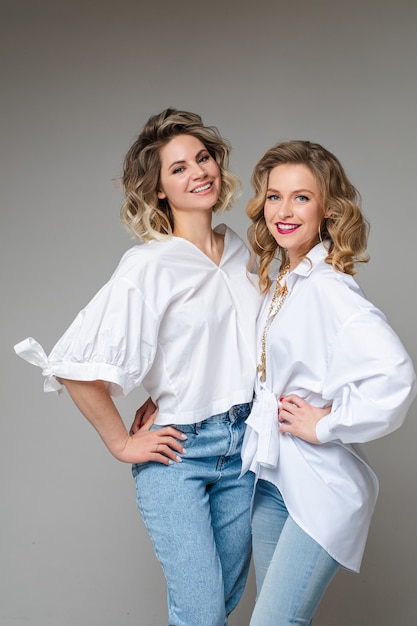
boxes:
[267,194,280,201]
[172,166,185,174]
[296,195,309,202]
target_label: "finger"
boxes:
[279,396,292,410]
[156,434,187,454]
[278,421,293,435]
[130,415,143,435]
[144,404,158,419]
[151,426,188,442]
[135,409,145,428]
[139,408,159,432]
[151,451,180,466]
[278,412,291,424]
[164,426,188,440]
[284,394,306,407]
[140,405,159,427]
[151,443,184,465]
[131,402,155,433]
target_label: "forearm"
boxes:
[60,378,187,465]
[60,378,129,460]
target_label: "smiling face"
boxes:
[264,163,331,269]
[157,134,221,220]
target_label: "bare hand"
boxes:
[60,378,185,465]
[122,410,187,465]
[130,396,158,435]
[278,394,331,444]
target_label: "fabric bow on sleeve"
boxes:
[14,337,63,393]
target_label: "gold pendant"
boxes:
[257,363,266,382]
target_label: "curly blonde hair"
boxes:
[247,140,370,293]
[120,108,241,241]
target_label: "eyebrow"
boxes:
[267,187,315,194]
[167,149,208,170]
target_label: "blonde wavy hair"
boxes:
[120,108,241,241]
[247,140,370,293]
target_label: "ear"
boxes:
[324,208,333,218]
[157,189,166,200]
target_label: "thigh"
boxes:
[209,451,254,615]
[133,454,226,626]
[250,512,340,626]
[251,479,289,595]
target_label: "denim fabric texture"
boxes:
[132,403,254,626]
[250,479,340,626]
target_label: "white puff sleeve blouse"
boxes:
[15,225,261,425]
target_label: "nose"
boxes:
[192,163,207,179]
[277,199,293,218]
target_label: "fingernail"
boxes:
[279,397,284,402]
[168,460,174,465]
[180,434,188,440]
[176,456,183,463]
[181,448,187,454]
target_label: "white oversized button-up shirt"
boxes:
[15,225,261,425]
[241,242,416,571]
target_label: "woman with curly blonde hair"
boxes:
[241,140,416,625]
[120,108,240,242]
[246,140,369,293]
[14,108,260,626]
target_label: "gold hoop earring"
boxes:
[318,217,329,244]
[254,221,270,251]
[318,221,323,243]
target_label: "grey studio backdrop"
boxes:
[2,1,416,625]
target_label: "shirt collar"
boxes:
[287,241,330,285]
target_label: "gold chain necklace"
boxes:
[257,263,290,383]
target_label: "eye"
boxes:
[266,194,281,201]
[198,153,210,164]
[296,195,309,202]
[172,165,185,174]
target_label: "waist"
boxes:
[195,402,252,426]
[153,391,255,425]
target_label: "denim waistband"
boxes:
[194,402,252,427]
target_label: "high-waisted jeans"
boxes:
[250,479,340,626]
[132,403,254,626]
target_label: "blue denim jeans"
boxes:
[250,479,340,626]
[132,403,254,626]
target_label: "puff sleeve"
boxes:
[316,308,417,444]
[14,275,159,397]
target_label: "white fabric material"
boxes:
[241,388,279,472]
[14,224,261,425]
[241,242,416,572]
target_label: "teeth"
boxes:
[193,183,211,193]
[279,223,298,230]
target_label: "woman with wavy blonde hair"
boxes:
[241,140,416,625]
[14,108,260,626]
[120,108,240,242]
[246,140,369,293]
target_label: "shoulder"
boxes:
[303,248,363,298]
[302,258,385,323]
[215,224,251,264]
[317,263,364,299]
[311,259,359,289]
[112,239,178,282]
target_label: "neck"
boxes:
[173,210,224,264]
[287,253,303,272]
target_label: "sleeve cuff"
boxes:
[316,414,333,444]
